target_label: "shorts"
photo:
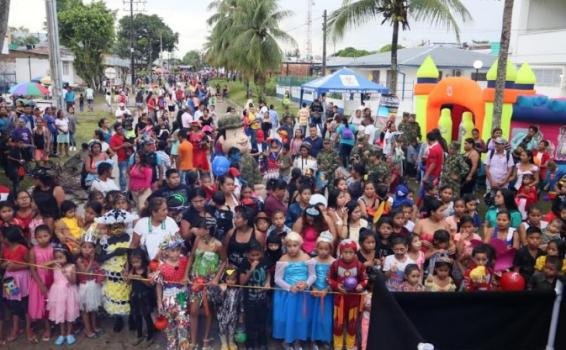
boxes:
[6,297,29,318]
[57,133,69,144]
[34,149,49,161]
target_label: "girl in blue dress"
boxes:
[273,231,315,350]
[309,231,335,349]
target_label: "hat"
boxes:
[158,234,185,250]
[95,209,138,225]
[309,194,328,207]
[300,141,312,150]
[338,239,358,253]
[316,231,334,245]
[494,137,506,145]
[119,102,125,107]
[254,211,271,224]
[305,206,320,217]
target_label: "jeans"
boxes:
[339,143,353,168]
[118,160,128,192]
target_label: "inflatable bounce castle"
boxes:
[414,56,566,168]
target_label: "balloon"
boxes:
[234,330,247,344]
[343,277,358,291]
[148,259,160,272]
[212,156,230,177]
[500,272,525,291]
[154,315,168,331]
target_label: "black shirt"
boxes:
[513,246,543,281]
[239,258,270,302]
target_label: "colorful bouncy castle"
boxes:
[414,56,566,167]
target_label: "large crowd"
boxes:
[0,73,565,350]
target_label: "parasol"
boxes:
[9,82,49,97]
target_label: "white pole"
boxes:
[45,0,64,110]
[545,279,564,350]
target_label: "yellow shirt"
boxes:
[61,217,82,240]
[535,255,566,273]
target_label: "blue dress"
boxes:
[273,261,311,343]
[310,261,333,343]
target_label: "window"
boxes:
[532,68,562,87]
[63,62,69,75]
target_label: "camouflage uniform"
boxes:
[350,136,372,166]
[398,121,422,146]
[240,153,262,186]
[440,153,470,195]
[317,148,340,185]
[366,149,391,185]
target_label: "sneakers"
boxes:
[66,335,77,345]
[54,336,65,346]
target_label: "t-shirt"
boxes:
[110,134,128,162]
[364,124,377,144]
[425,142,443,178]
[484,150,514,185]
[513,246,543,281]
[181,112,195,129]
[115,108,131,118]
[85,88,94,100]
[177,140,194,171]
[2,244,28,263]
[133,216,179,260]
[336,124,358,145]
[383,254,416,291]
[90,177,119,195]
[239,258,270,302]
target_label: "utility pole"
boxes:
[159,32,163,72]
[45,0,64,110]
[322,9,327,75]
[129,0,135,89]
[306,0,313,61]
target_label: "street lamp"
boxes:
[473,60,483,82]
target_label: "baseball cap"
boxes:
[494,137,506,145]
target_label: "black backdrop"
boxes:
[367,273,566,350]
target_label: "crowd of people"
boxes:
[0,73,565,350]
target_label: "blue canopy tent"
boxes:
[300,67,389,105]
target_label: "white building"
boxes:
[510,0,566,97]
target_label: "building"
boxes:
[510,0,566,97]
[280,60,320,77]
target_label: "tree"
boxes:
[0,0,10,51]
[329,0,472,94]
[116,14,178,68]
[379,43,404,52]
[334,46,375,57]
[9,27,40,48]
[58,0,115,89]
[492,0,514,129]
[181,50,202,68]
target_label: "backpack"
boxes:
[488,149,511,163]
[342,126,354,140]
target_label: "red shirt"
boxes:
[2,244,28,263]
[159,256,188,284]
[110,134,127,162]
[426,143,443,178]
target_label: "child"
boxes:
[47,244,80,345]
[542,218,563,247]
[58,200,83,254]
[462,194,481,228]
[28,225,54,341]
[210,191,234,242]
[438,185,454,217]
[528,256,562,291]
[445,198,466,236]
[156,235,190,350]
[272,231,314,349]
[513,227,543,282]
[265,234,283,279]
[425,257,457,292]
[485,210,520,249]
[360,282,374,350]
[517,206,548,246]
[254,211,271,244]
[516,172,537,220]
[1,225,33,343]
[328,239,368,350]
[391,208,410,237]
[267,210,291,241]
[357,228,379,269]
[424,229,452,278]
[534,239,566,274]
[375,217,394,261]
[309,232,335,348]
[407,233,425,271]
[454,216,482,264]
[200,173,216,201]
[401,203,416,232]
[126,248,155,346]
[76,233,104,339]
[239,241,271,350]
[210,266,243,350]
[399,264,425,291]
[187,217,225,350]
[463,244,495,292]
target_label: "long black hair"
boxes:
[496,188,519,212]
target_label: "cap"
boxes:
[300,141,312,150]
[305,206,320,217]
[119,102,125,107]
[494,137,506,145]
[309,193,328,207]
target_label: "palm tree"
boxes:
[0,0,10,50]
[492,0,514,128]
[329,0,472,94]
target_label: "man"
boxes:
[268,104,279,135]
[310,97,324,130]
[109,123,132,192]
[85,85,95,112]
[317,139,340,189]
[150,169,191,211]
[10,118,33,161]
[65,87,76,112]
[304,124,323,157]
[423,131,443,183]
[114,102,131,121]
[485,137,514,192]
[440,141,470,196]
[20,103,35,131]
[181,106,195,129]
[517,125,539,152]
[350,133,372,167]
[194,103,205,121]
[42,107,57,157]
[297,103,310,134]
[264,179,287,217]
[366,148,390,185]
[293,142,317,176]
[177,129,194,184]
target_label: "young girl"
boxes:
[534,239,566,274]
[517,206,548,246]
[210,266,243,350]
[58,200,83,255]
[358,181,378,222]
[309,232,335,348]
[187,218,226,350]
[360,282,375,350]
[156,235,190,350]
[292,206,332,256]
[357,228,379,269]
[272,231,314,349]
[47,244,80,345]
[127,248,155,346]
[484,210,520,249]
[462,194,482,228]
[407,233,425,271]
[424,230,452,278]
[383,236,416,291]
[399,264,425,292]
[1,225,33,343]
[391,208,410,237]
[340,200,369,242]
[76,233,103,339]
[516,172,538,220]
[463,244,495,292]
[290,128,304,158]
[425,257,457,292]
[454,216,483,279]
[445,198,466,236]
[375,217,394,261]
[28,225,54,341]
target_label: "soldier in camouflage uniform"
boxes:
[366,148,391,187]
[440,141,470,195]
[398,113,422,177]
[317,139,340,191]
[350,133,372,167]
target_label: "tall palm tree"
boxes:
[0,0,10,51]
[329,0,472,94]
[492,0,514,128]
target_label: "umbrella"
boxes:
[10,82,49,97]
[30,75,52,85]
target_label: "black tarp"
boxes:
[368,273,566,350]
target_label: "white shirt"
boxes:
[194,110,204,120]
[85,88,94,100]
[54,118,69,133]
[181,111,194,128]
[90,177,119,196]
[133,216,180,260]
[364,124,377,144]
[115,108,131,118]
[484,150,514,185]
[293,156,318,175]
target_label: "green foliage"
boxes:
[181,50,202,68]
[115,14,179,67]
[8,26,39,48]
[379,43,404,52]
[58,0,115,88]
[333,46,376,57]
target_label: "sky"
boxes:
[8,0,505,58]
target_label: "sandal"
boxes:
[42,333,51,342]
[27,336,39,344]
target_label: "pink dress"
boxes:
[28,245,54,320]
[47,265,80,324]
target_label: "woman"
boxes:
[54,109,70,157]
[84,141,110,188]
[223,205,263,269]
[97,118,112,144]
[90,129,114,157]
[14,191,43,242]
[461,138,481,195]
[31,169,65,230]
[358,181,378,222]
[218,175,239,212]
[90,162,119,196]
[292,205,335,255]
[189,121,210,173]
[484,188,522,230]
[339,200,369,243]
[146,92,156,121]
[130,196,179,260]
[513,149,540,191]
[336,118,357,168]
[180,188,214,250]
[129,153,153,211]
[327,189,351,233]
[290,128,304,158]
[413,198,450,248]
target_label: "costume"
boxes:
[28,244,54,320]
[209,283,243,350]
[47,262,80,324]
[189,248,220,304]
[309,258,333,344]
[360,291,373,350]
[76,256,104,312]
[463,265,494,291]
[2,243,30,318]
[328,240,368,350]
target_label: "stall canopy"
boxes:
[300,67,389,104]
